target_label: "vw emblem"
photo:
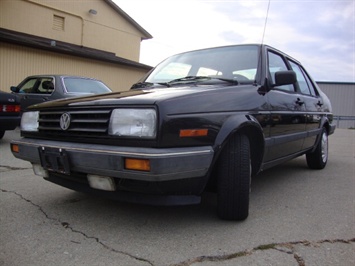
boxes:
[60,113,71,130]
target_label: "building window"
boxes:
[53,15,65,31]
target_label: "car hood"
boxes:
[27,84,263,113]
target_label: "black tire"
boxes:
[0,131,5,139]
[217,134,251,221]
[306,128,328,169]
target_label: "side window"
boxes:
[268,52,294,92]
[38,78,54,94]
[301,68,318,96]
[18,78,37,93]
[18,78,54,94]
[289,61,311,95]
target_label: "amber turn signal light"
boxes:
[179,129,208,137]
[11,144,19,153]
[124,158,150,171]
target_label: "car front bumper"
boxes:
[11,138,214,181]
[11,138,214,205]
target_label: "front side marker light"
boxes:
[180,129,208,138]
[125,158,151,172]
[11,144,19,153]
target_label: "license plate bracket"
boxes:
[39,147,70,175]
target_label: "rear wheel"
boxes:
[306,128,328,169]
[217,134,251,221]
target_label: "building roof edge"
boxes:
[0,28,153,71]
[103,0,153,40]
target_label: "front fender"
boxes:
[213,114,265,175]
[214,114,262,148]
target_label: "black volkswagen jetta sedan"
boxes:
[11,44,336,220]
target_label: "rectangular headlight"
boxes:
[21,111,39,132]
[109,109,157,138]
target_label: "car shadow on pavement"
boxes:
[39,155,315,227]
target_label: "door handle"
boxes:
[296,98,304,106]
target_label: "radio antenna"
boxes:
[261,0,271,44]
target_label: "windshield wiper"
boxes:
[168,76,211,84]
[132,76,240,89]
[155,76,212,87]
[131,81,172,89]
[130,82,154,89]
[131,77,208,89]
[166,76,240,86]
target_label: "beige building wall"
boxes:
[0,0,146,61]
[0,43,148,92]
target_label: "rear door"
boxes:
[288,61,323,150]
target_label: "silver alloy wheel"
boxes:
[321,131,328,163]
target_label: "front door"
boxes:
[263,51,306,162]
[16,77,54,111]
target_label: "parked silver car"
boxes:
[10,75,112,111]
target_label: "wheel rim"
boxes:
[321,131,328,163]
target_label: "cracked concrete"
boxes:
[174,239,355,266]
[1,129,354,266]
[1,188,153,266]
[0,164,31,172]
[2,185,354,266]
[1,188,354,266]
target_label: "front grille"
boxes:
[38,109,112,136]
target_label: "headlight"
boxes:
[21,111,39,132]
[109,109,157,138]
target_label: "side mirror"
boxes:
[274,71,296,86]
[10,86,19,93]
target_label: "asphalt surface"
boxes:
[0,128,354,266]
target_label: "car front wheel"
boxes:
[306,128,328,169]
[217,134,251,221]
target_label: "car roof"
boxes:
[23,75,100,80]
[166,43,301,65]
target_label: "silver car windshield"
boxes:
[145,45,259,84]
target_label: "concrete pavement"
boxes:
[1,128,354,266]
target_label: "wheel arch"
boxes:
[308,116,332,154]
[212,114,265,177]
[321,116,333,135]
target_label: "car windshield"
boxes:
[63,78,112,94]
[145,45,259,84]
